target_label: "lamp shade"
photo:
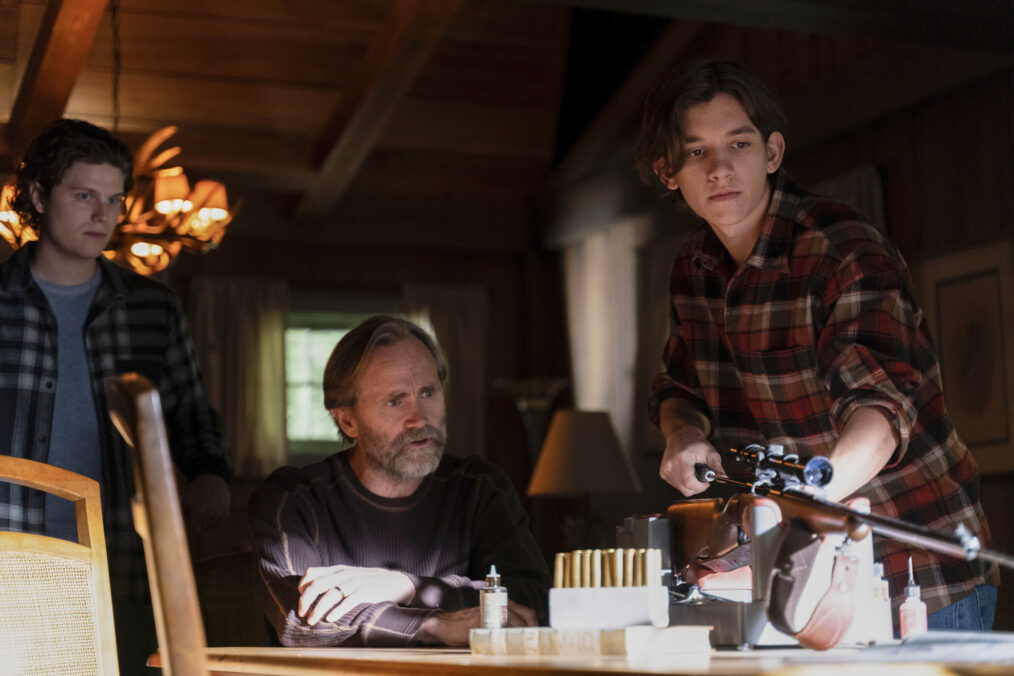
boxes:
[527,410,642,497]
[190,180,228,219]
[178,180,231,241]
[154,170,192,214]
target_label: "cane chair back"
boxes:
[0,456,118,675]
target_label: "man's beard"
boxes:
[357,421,447,480]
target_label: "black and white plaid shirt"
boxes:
[0,243,232,601]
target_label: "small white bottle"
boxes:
[480,565,509,629]
[871,562,894,642]
[898,556,928,640]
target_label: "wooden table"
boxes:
[148,641,1014,676]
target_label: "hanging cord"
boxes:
[110,0,122,132]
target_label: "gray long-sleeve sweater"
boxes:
[248,450,549,646]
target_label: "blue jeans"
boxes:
[926,584,997,631]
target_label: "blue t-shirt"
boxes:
[34,270,103,542]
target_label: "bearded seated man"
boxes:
[249,316,548,647]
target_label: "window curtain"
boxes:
[188,275,289,477]
[402,285,488,459]
[563,215,654,452]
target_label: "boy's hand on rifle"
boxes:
[660,429,724,496]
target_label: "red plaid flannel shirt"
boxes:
[650,172,998,615]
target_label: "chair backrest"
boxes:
[106,373,209,676]
[0,456,119,675]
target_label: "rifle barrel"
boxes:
[769,485,1014,569]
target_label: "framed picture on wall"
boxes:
[917,239,1014,475]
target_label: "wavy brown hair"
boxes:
[12,119,134,229]
[634,60,786,208]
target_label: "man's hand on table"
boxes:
[417,601,537,646]
[298,565,416,626]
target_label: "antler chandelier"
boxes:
[104,125,237,275]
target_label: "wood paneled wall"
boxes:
[785,70,1014,261]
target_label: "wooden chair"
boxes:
[0,456,119,675]
[106,372,209,676]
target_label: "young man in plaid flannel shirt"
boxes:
[1,119,232,674]
[635,60,998,631]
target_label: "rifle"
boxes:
[693,444,1014,570]
[664,444,1014,649]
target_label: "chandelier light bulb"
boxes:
[130,241,164,258]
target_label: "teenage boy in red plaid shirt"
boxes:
[636,60,998,630]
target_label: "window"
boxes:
[285,325,348,446]
[285,293,400,458]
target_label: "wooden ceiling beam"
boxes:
[7,0,110,159]
[296,0,463,219]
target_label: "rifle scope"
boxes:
[730,444,834,489]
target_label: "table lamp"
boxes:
[528,409,641,497]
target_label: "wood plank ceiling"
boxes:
[2,0,573,254]
[2,0,1013,258]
